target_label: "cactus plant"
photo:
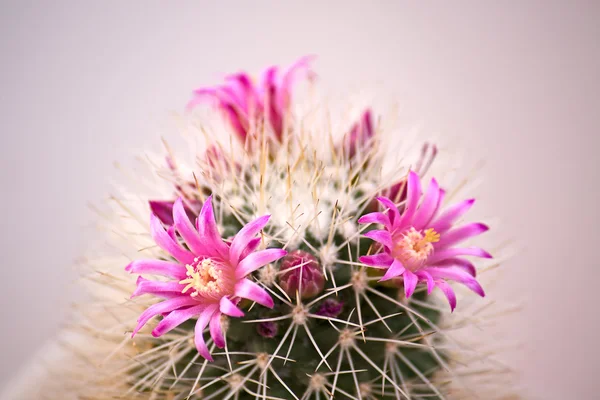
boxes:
[27,57,517,400]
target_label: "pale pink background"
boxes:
[1,1,599,399]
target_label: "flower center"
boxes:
[179,257,230,300]
[391,227,440,271]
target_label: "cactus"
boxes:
[26,57,518,400]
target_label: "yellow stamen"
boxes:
[179,258,224,298]
[423,228,440,244]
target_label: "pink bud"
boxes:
[279,250,325,299]
[343,109,374,159]
[257,321,278,338]
[316,299,344,318]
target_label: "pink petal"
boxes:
[380,259,405,282]
[261,66,283,140]
[428,247,492,264]
[435,281,457,312]
[403,269,418,298]
[240,237,261,260]
[209,312,225,348]
[152,304,206,337]
[344,109,374,159]
[173,197,206,255]
[426,266,485,297]
[434,258,477,277]
[196,196,229,258]
[435,223,489,249]
[359,253,394,268]
[412,178,440,230]
[398,171,422,227]
[234,279,274,308]
[235,248,287,279]
[132,296,198,337]
[416,270,435,294]
[279,55,315,109]
[229,215,270,265]
[357,212,390,228]
[150,214,195,265]
[125,260,186,280]
[376,196,401,229]
[195,308,216,361]
[220,296,244,317]
[149,200,175,226]
[221,104,249,142]
[131,277,185,298]
[225,72,256,111]
[430,198,475,234]
[363,229,393,249]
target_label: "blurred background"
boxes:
[1,1,599,398]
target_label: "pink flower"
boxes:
[126,196,287,360]
[186,56,315,145]
[358,171,489,311]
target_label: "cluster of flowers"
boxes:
[126,57,490,362]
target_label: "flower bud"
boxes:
[342,109,374,159]
[257,321,278,338]
[316,299,344,318]
[279,250,325,299]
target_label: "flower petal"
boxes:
[416,270,435,294]
[240,237,261,260]
[132,296,198,337]
[376,196,401,229]
[428,247,492,264]
[173,197,206,255]
[229,215,270,265]
[131,277,185,298]
[234,279,274,308]
[125,260,186,280]
[359,253,394,268]
[380,259,405,282]
[435,281,457,312]
[279,55,315,110]
[235,248,287,279]
[403,269,418,298]
[152,304,206,337]
[398,171,422,227]
[357,212,390,228]
[435,223,489,249]
[195,307,216,361]
[150,214,195,265]
[262,66,283,140]
[434,258,477,277]
[196,196,229,258]
[149,200,175,226]
[363,229,393,249]
[209,312,225,348]
[412,178,440,230]
[426,266,485,297]
[430,198,475,234]
[220,296,244,317]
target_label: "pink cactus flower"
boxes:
[186,56,315,145]
[126,196,287,360]
[358,171,489,311]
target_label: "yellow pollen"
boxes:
[423,228,440,244]
[179,258,224,298]
[392,227,441,271]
